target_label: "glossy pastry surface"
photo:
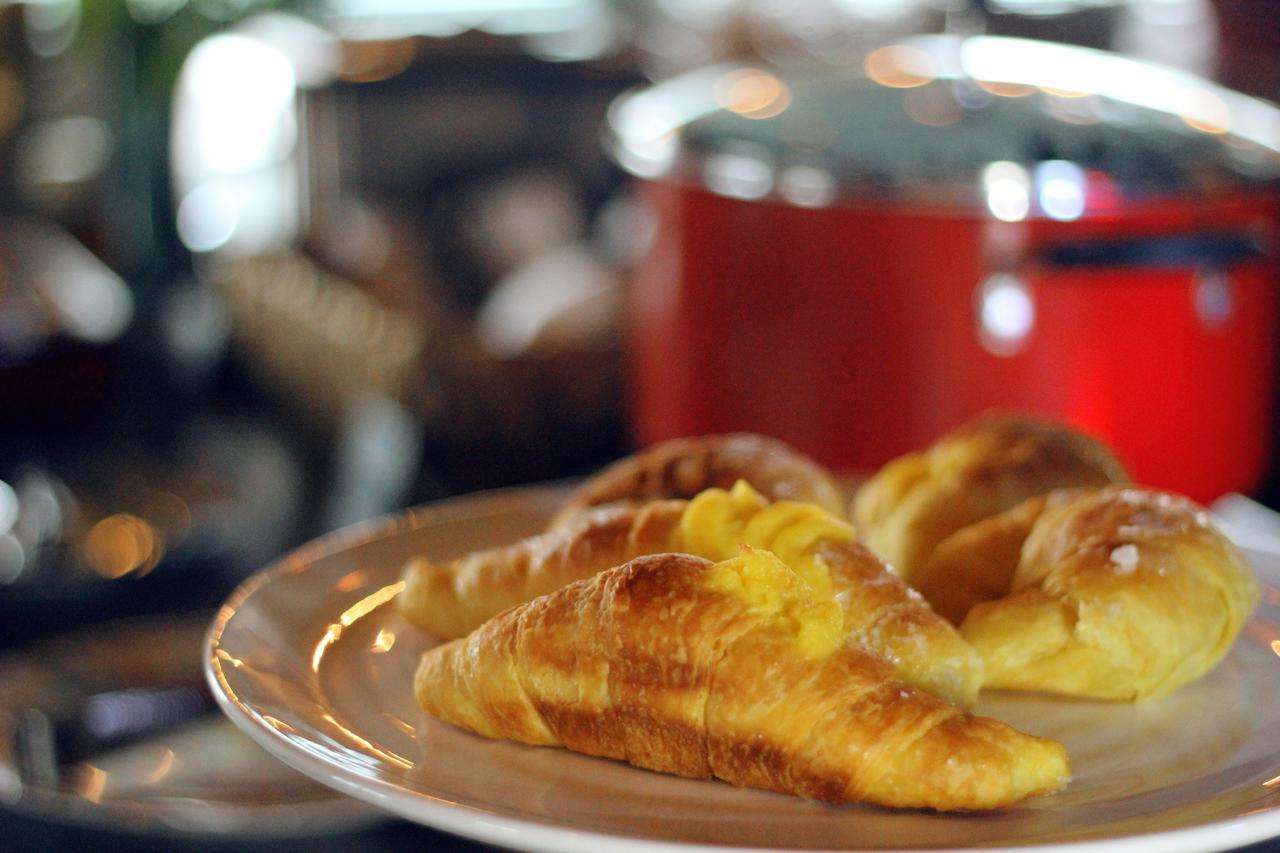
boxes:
[944,487,1259,700]
[550,432,846,528]
[403,481,983,705]
[680,482,984,706]
[852,413,1129,583]
[415,550,1069,811]
[400,499,684,639]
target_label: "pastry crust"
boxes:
[415,552,1069,811]
[402,486,983,705]
[550,433,846,529]
[852,413,1128,584]
[913,493,1066,625]
[939,487,1259,700]
[817,540,984,706]
[400,500,685,640]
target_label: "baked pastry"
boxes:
[852,413,1129,584]
[913,492,1069,626]
[930,487,1258,700]
[677,482,984,706]
[415,549,1069,811]
[400,499,685,640]
[549,433,845,529]
[403,482,984,705]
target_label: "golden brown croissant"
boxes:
[925,487,1258,700]
[913,492,1069,625]
[400,499,685,640]
[549,433,846,529]
[402,482,984,705]
[415,549,1069,811]
[677,482,984,706]
[852,413,1128,584]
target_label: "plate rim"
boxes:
[205,485,1280,853]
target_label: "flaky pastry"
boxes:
[402,482,983,705]
[677,482,984,706]
[549,433,845,529]
[400,499,685,640]
[415,549,1068,811]
[852,413,1128,584]
[921,487,1258,700]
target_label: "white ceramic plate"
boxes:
[206,485,1280,852]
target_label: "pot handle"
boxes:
[1039,231,1267,270]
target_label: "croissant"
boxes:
[403,482,984,705]
[913,492,1068,626]
[549,433,846,529]
[925,487,1258,700]
[852,413,1128,584]
[415,549,1069,811]
[677,482,985,706]
[400,500,685,640]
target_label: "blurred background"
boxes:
[0,0,1279,849]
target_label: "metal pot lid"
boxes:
[607,34,1280,217]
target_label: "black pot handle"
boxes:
[1041,231,1267,269]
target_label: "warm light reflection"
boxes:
[977,80,1036,98]
[1039,85,1088,99]
[953,35,1280,153]
[383,713,417,738]
[263,714,301,736]
[1271,639,1280,656]
[83,513,165,579]
[142,749,176,785]
[75,764,108,804]
[311,581,406,671]
[321,712,413,770]
[1179,86,1231,135]
[1265,774,1280,788]
[864,44,936,89]
[313,623,342,672]
[339,38,416,83]
[713,69,792,120]
[336,570,369,593]
[371,629,396,653]
[215,648,245,669]
[340,581,405,627]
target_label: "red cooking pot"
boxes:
[608,35,1280,501]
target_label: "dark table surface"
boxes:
[0,809,502,852]
[5,808,1280,853]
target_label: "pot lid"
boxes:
[607,34,1280,218]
